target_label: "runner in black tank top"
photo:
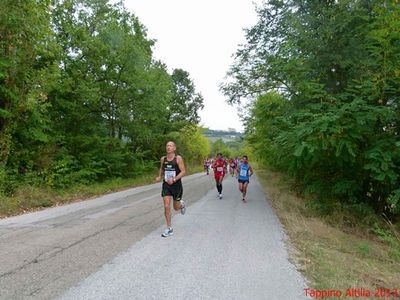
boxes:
[161,155,183,201]
[156,141,186,237]
[162,156,182,184]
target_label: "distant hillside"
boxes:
[203,129,242,142]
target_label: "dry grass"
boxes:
[256,167,400,299]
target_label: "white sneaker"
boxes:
[161,227,173,237]
[180,200,186,215]
[219,194,222,199]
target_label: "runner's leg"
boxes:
[173,200,182,211]
[219,176,224,192]
[239,181,244,193]
[242,182,249,201]
[163,196,172,227]
[215,177,222,194]
[171,184,185,214]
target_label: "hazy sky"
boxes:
[122,0,261,132]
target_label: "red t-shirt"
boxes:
[213,159,225,176]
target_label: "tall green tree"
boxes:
[0,0,208,194]
[168,69,204,131]
[48,0,172,184]
[0,0,59,172]
[223,0,400,216]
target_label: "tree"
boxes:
[48,0,173,184]
[0,0,59,172]
[211,139,232,158]
[168,69,204,131]
[166,126,211,165]
[223,0,400,217]
[0,0,208,193]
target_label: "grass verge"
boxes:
[256,166,400,300]
[0,164,203,218]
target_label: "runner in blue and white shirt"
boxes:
[236,155,254,203]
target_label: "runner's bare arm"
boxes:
[175,155,186,181]
[249,166,254,176]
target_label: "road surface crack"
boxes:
[0,206,160,279]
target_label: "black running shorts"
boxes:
[238,179,249,184]
[161,181,183,201]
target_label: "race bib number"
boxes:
[164,170,176,181]
[240,169,248,177]
[217,167,224,172]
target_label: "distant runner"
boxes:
[212,153,227,199]
[204,158,211,175]
[228,158,237,177]
[156,141,186,237]
[236,155,253,203]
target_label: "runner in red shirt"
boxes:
[212,153,227,199]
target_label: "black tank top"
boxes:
[163,156,181,183]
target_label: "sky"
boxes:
[122,0,261,132]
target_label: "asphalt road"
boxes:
[0,172,308,300]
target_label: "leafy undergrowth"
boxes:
[256,167,400,300]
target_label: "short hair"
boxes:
[243,155,248,160]
[217,153,222,156]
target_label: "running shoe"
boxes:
[219,194,222,199]
[161,227,173,237]
[180,200,186,215]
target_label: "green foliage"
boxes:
[356,241,372,258]
[223,0,400,219]
[387,189,400,215]
[0,166,15,196]
[372,222,400,260]
[0,0,206,197]
[0,0,59,169]
[211,139,232,158]
[165,126,211,165]
[169,69,204,130]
